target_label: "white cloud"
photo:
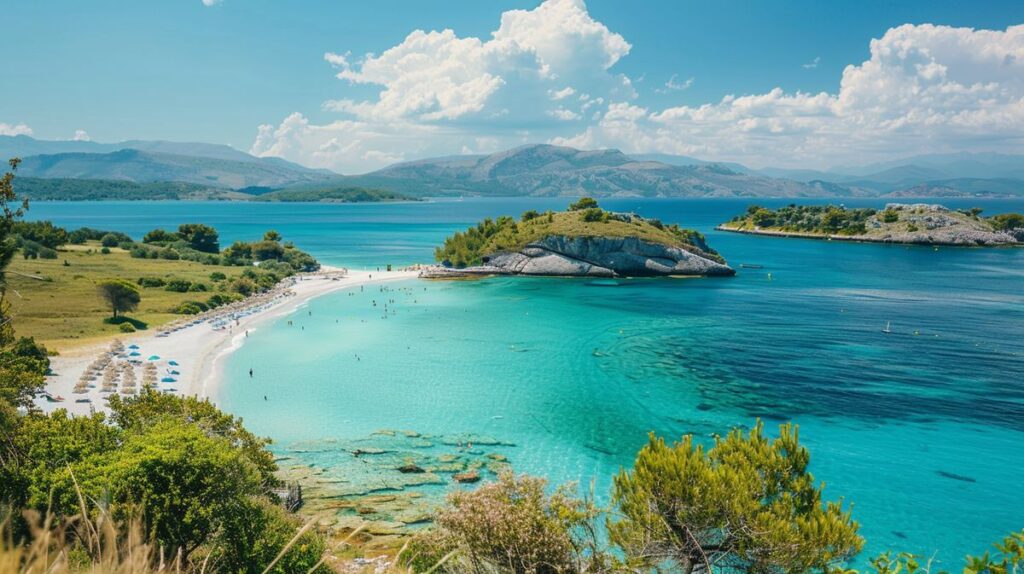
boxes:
[802,56,821,69]
[655,74,694,93]
[72,129,91,141]
[201,0,221,6]
[253,10,1024,172]
[0,122,33,137]
[252,0,633,172]
[556,23,1024,168]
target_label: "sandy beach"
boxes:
[35,267,422,416]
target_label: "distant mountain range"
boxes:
[2,135,1021,200]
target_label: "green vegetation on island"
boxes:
[16,177,247,201]
[253,184,418,203]
[721,203,1024,245]
[435,197,724,268]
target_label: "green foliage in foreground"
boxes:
[612,422,861,573]
[435,198,723,268]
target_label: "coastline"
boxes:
[715,224,1022,247]
[36,267,422,416]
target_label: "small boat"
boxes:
[882,321,892,334]
[740,263,765,269]
[45,394,65,403]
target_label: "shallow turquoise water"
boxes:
[30,198,1024,566]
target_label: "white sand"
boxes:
[35,268,421,416]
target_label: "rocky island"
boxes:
[424,198,734,278]
[718,203,1024,246]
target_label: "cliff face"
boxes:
[431,235,734,278]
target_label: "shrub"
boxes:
[403,473,606,573]
[187,282,209,292]
[228,277,257,297]
[119,322,136,333]
[100,247,111,254]
[164,279,191,293]
[521,209,541,221]
[137,277,166,288]
[568,197,599,211]
[881,209,900,223]
[159,248,180,260]
[209,271,227,281]
[177,223,220,253]
[100,233,120,248]
[207,293,243,308]
[907,222,919,232]
[142,228,179,244]
[581,207,606,222]
[38,247,58,259]
[170,301,208,315]
[251,240,285,262]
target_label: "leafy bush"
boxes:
[881,209,900,223]
[228,277,257,297]
[187,282,209,292]
[137,277,166,288]
[100,247,111,254]
[209,271,227,281]
[100,233,120,248]
[581,207,607,222]
[177,223,220,253]
[164,279,192,293]
[990,212,1024,231]
[119,322,136,333]
[521,209,540,221]
[142,228,179,244]
[159,248,180,260]
[403,473,606,573]
[568,197,599,211]
[170,301,208,315]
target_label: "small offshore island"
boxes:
[424,198,735,278]
[719,203,1024,246]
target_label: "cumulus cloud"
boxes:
[253,6,1024,172]
[201,0,221,6]
[72,129,91,141]
[252,0,633,172]
[556,23,1024,168]
[0,122,33,137]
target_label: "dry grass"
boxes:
[6,242,249,351]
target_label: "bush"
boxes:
[137,277,166,288]
[159,248,180,260]
[119,322,136,333]
[100,233,120,248]
[581,207,606,222]
[228,277,257,297]
[403,473,605,573]
[521,209,540,221]
[568,197,599,211]
[100,247,111,255]
[207,293,243,308]
[881,209,900,223]
[187,282,209,292]
[170,301,208,315]
[39,247,58,259]
[209,271,227,281]
[142,228,179,244]
[164,280,192,293]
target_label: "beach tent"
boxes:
[160,377,177,383]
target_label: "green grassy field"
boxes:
[6,242,250,351]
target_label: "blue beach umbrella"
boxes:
[160,377,177,383]
[169,370,181,375]
[168,360,179,366]
[128,345,140,350]
[148,355,160,361]
[129,351,141,357]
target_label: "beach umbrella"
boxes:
[128,345,140,350]
[160,377,177,383]
[168,360,179,366]
[147,355,160,361]
[129,351,141,357]
[170,370,181,375]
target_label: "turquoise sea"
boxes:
[30,198,1024,566]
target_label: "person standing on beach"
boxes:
[249,368,253,378]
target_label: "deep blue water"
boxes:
[28,198,1024,566]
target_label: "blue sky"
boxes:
[3,1,1023,172]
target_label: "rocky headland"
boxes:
[424,199,734,278]
[718,203,1024,246]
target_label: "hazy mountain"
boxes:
[883,178,1024,198]
[351,144,850,198]
[17,149,339,190]
[831,152,1024,179]
[0,135,334,178]
[628,152,751,174]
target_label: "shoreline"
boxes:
[36,267,422,416]
[715,224,1022,247]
